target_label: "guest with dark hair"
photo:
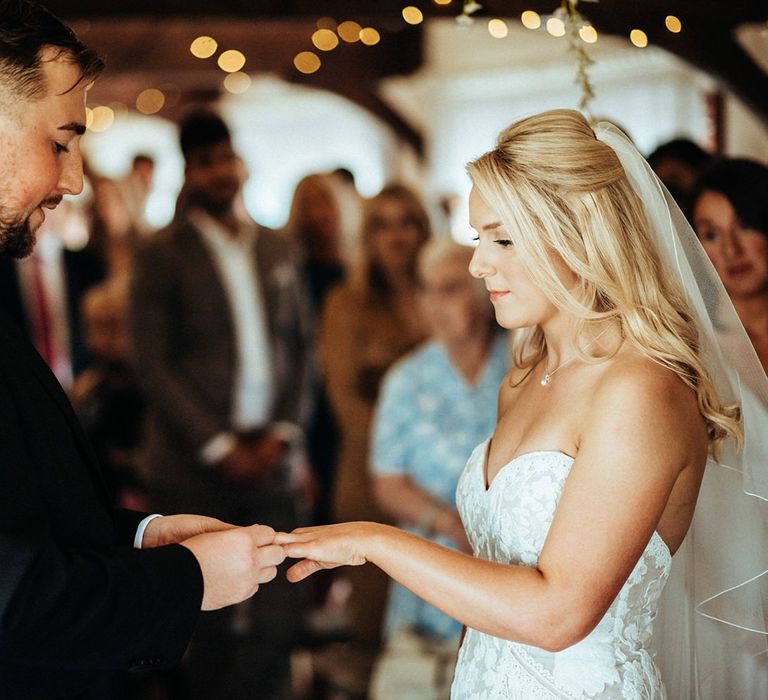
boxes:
[648,137,714,213]
[131,108,313,699]
[691,158,768,371]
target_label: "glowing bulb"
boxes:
[85,107,93,130]
[294,51,321,74]
[217,50,246,73]
[89,106,114,132]
[190,36,217,59]
[521,10,541,30]
[135,89,164,115]
[630,29,648,48]
[359,27,381,46]
[223,72,251,94]
[665,16,682,33]
[316,17,337,30]
[402,6,424,25]
[488,19,508,39]
[433,0,452,4]
[546,17,566,37]
[579,25,598,43]
[312,28,339,51]
[338,20,362,42]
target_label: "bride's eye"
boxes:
[495,239,513,248]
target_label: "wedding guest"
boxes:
[368,239,508,697]
[284,173,349,526]
[0,4,284,700]
[72,275,148,511]
[319,182,431,688]
[279,110,768,699]
[117,153,155,238]
[648,137,713,214]
[691,158,768,372]
[130,109,313,700]
[0,197,105,391]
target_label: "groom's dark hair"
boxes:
[0,0,104,105]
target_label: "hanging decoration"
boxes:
[457,1,482,26]
[456,1,597,117]
[558,0,597,117]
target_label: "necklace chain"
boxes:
[540,327,611,387]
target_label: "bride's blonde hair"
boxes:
[467,109,741,453]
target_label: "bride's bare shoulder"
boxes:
[588,350,707,455]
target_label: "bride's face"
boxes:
[468,187,560,330]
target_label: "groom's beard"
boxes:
[0,194,62,259]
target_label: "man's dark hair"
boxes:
[693,158,768,237]
[648,138,712,171]
[0,0,104,100]
[179,109,231,160]
[132,153,155,167]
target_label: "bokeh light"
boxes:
[89,106,114,132]
[521,11,541,30]
[223,72,252,94]
[402,7,424,25]
[488,19,508,39]
[135,88,165,115]
[630,29,648,48]
[190,36,217,59]
[665,16,682,33]
[546,17,566,37]
[579,25,598,43]
[338,21,363,42]
[312,29,340,51]
[218,49,246,73]
[294,51,321,74]
[359,27,381,46]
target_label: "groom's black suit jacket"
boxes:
[0,307,202,699]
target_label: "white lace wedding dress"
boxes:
[451,439,671,699]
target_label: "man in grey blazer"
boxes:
[130,111,313,699]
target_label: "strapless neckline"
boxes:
[481,438,575,492]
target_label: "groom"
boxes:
[0,2,285,698]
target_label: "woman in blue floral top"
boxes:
[371,238,509,643]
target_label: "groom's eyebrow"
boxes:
[58,122,86,135]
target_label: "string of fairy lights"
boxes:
[84,0,689,133]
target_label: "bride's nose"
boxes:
[469,244,494,279]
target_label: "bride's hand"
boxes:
[275,522,379,582]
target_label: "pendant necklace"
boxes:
[540,327,611,387]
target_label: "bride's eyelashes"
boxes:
[472,235,514,248]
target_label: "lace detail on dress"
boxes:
[451,440,671,699]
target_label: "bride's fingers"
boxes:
[274,528,324,544]
[282,542,309,559]
[285,558,327,582]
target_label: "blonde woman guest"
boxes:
[369,239,508,686]
[320,183,431,670]
[284,173,353,524]
[280,111,768,698]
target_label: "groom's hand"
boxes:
[142,514,236,548]
[180,524,286,610]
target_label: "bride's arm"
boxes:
[278,363,707,651]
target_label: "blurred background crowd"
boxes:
[4,1,768,699]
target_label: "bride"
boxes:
[277,110,768,698]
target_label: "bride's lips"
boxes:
[489,290,510,301]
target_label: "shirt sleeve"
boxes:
[371,361,416,476]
